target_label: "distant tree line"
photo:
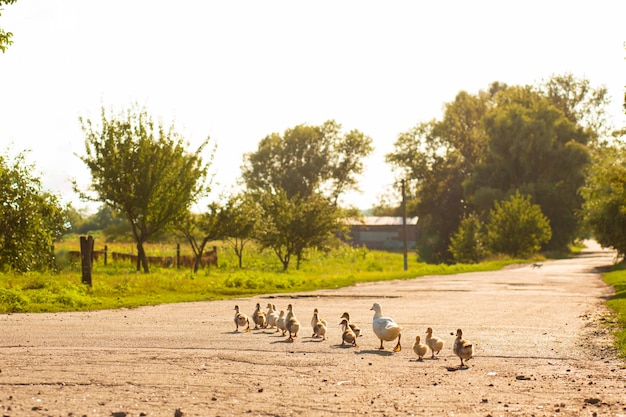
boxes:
[2,73,625,273]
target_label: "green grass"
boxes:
[602,266,626,358]
[1,240,520,314]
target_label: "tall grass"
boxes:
[0,237,517,314]
[602,267,626,358]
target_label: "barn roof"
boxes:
[344,216,418,226]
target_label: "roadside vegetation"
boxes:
[0,237,524,314]
[603,267,626,358]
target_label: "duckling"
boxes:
[340,312,361,338]
[453,328,474,367]
[276,310,287,335]
[370,302,402,352]
[251,302,266,330]
[266,303,279,329]
[412,335,428,360]
[311,308,328,335]
[311,311,327,340]
[425,327,444,359]
[339,318,357,347]
[285,304,300,341]
[233,305,250,332]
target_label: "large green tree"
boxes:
[581,144,626,257]
[0,150,67,272]
[387,75,606,263]
[77,105,213,273]
[242,120,371,269]
[0,0,17,53]
[467,85,591,249]
[241,120,373,203]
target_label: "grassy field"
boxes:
[1,235,520,314]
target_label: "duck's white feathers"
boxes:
[266,303,279,329]
[370,302,402,352]
[276,310,287,335]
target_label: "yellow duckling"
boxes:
[251,302,266,330]
[312,311,327,340]
[285,304,300,341]
[412,335,428,360]
[266,303,279,329]
[370,302,402,352]
[339,318,357,347]
[453,328,474,367]
[276,310,287,335]
[340,312,361,337]
[233,305,250,332]
[425,327,444,359]
[311,308,328,335]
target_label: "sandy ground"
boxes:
[1,241,625,417]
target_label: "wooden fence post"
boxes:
[104,245,108,266]
[176,243,181,269]
[80,235,94,286]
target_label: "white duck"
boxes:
[412,335,428,360]
[276,310,287,336]
[453,328,474,367]
[233,305,250,332]
[425,327,444,359]
[370,302,402,352]
[339,318,357,347]
[266,303,279,329]
[340,312,361,338]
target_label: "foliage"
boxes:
[386,75,604,263]
[253,191,341,270]
[468,85,591,250]
[241,120,373,203]
[449,214,487,263]
[485,191,552,258]
[580,144,626,258]
[0,0,17,53]
[0,150,67,272]
[76,104,214,272]
[219,193,259,268]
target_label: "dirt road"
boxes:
[1,241,625,416]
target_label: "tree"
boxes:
[0,150,67,272]
[580,144,626,258]
[467,85,591,250]
[177,202,228,273]
[242,120,371,269]
[0,0,17,53]
[77,104,213,273]
[241,120,373,203]
[485,191,551,258]
[449,214,486,264]
[254,191,339,270]
[220,193,259,268]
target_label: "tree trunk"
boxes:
[137,242,150,273]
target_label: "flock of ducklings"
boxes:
[233,301,475,367]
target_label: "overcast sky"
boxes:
[1,1,624,212]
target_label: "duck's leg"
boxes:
[393,334,401,352]
[378,339,384,350]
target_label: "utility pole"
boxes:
[401,179,408,271]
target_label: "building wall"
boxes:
[349,224,417,251]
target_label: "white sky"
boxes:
[1,1,624,213]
